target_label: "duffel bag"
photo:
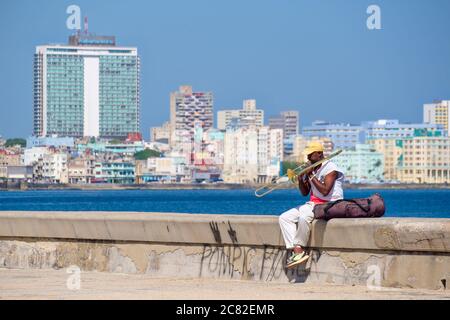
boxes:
[313,193,385,221]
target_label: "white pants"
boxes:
[278,202,315,249]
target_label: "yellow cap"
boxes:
[303,141,324,155]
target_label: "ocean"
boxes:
[0,188,449,218]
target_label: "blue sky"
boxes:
[1,0,450,139]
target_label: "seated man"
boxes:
[278,141,345,269]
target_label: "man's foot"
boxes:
[286,251,310,269]
[286,251,297,264]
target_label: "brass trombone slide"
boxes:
[254,149,343,198]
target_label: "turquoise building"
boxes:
[33,34,140,139]
[94,161,135,184]
[333,144,384,183]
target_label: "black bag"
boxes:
[313,193,385,220]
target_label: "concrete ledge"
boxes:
[311,218,450,253]
[0,211,449,253]
[0,211,280,247]
[0,211,449,290]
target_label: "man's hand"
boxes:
[297,173,306,182]
[298,172,311,196]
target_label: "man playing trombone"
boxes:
[278,141,345,269]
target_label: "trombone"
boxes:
[254,149,343,198]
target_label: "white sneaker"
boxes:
[286,251,309,269]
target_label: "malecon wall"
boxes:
[0,211,449,290]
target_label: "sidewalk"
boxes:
[0,268,448,300]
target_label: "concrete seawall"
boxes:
[0,211,449,290]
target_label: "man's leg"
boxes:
[293,202,315,248]
[285,202,315,268]
[278,207,301,249]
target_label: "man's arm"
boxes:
[297,173,311,196]
[308,171,338,196]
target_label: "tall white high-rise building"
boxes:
[33,34,140,138]
[424,100,450,136]
[217,99,264,130]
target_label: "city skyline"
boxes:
[2,0,450,139]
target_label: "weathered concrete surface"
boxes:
[1,268,448,300]
[0,211,449,290]
[0,239,448,290]
[0,211,449,252]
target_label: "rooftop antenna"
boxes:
[84,16,88,35]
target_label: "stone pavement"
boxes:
[0,268,449,300]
